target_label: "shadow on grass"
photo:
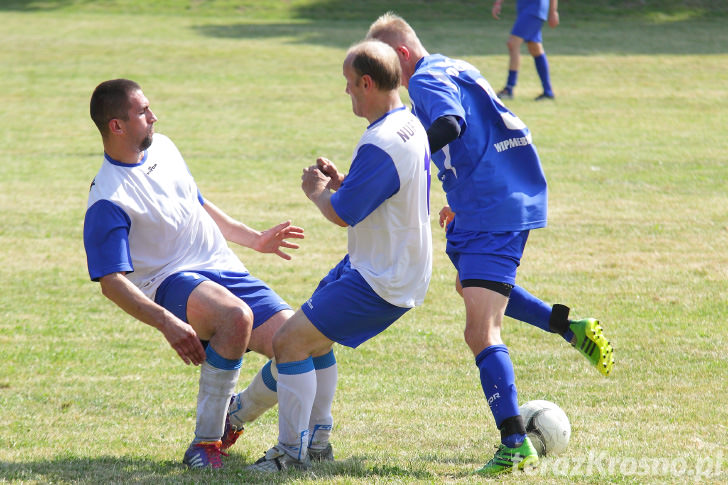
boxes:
[190,17,728,56]
[0,454,437,484]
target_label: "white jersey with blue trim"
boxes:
[83,133,246,298]
[331,107,432,308]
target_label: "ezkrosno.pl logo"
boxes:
[517,451,724,478]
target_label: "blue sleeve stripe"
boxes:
[277,357,314,375]
[262,360,277,391]
[331,143,400,226]
[312,349,336,370]
[205,345,243,370]
[83,199,134,281]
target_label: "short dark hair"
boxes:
[90,79,141,136]
[347,40,401,91]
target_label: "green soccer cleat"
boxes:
[476,437,539,475]
[570,318,615,376]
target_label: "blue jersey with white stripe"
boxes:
[408,54,547,232]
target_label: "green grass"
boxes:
[1,1,727,484]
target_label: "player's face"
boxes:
[124,89,157,152]
[343,60,366,118]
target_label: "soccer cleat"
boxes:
[476,437,539,475]
[570,318,615,376]
[534,93,555,101]
[308,443,334,462]
[183,440,228,469]
[247,445,311,473]
[221,396,244,450]
[497,87,514,100]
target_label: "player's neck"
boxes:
[104,143,145,165]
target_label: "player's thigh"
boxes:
[272,309,334,363]
[187,280,253,342]
[248,308,294,358]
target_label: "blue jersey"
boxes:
[408,54,547,232]
[518,0,549,20]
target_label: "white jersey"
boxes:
[330,107,432,308]
[83,133,246,298]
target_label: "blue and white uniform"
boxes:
[302,106,432,348]
[83,133,289,324]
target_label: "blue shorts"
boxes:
[302,255,409,349]
[511,14,544,43]
[154,270,291,328]
[445,220,529,286]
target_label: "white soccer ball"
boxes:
[519,400,571,456]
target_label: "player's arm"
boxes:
[301,165,348,227]
[203,200,304,260]
[492,0,504,19]
[427,115,462,154]
[548,0,559,27]
[98,272,206,365]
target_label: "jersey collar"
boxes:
[104,150,149,167]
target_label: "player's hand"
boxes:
[491,1,502,19]
[439,205,455,228]
[253,220,304,260]
[316,157,345,191]
[160,318,206,366]
[548,10,559,28]
[302,165,330,199]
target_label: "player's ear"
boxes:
[109,118,123,135]
[396,45,410,61]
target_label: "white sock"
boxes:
[277,358,316,461]
[229,359,278,428]
[309,351,337,450]
[194,359,240,443]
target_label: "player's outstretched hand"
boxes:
[254,220,304,260]
[316,157,345,191]
[491,1,502,20]
[439,205,455,228]
[161,319,207,365]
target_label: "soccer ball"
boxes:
[519,400,571,456]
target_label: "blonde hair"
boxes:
[366,11,422,48]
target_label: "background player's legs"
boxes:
[498,34,524,98]
[527,41,554,99]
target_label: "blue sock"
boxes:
[534,54,553,96]
[506,70,518,90]
[505,285,552,332]
[475,345,523,446]
[506,286,572,343]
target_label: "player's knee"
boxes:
[271,329,288,361]
[224,304,254,346]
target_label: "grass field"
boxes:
[1,1,727,483]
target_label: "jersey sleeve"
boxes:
[83,199,133,281]
[330,143,400,227]
[409,73,466,131]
